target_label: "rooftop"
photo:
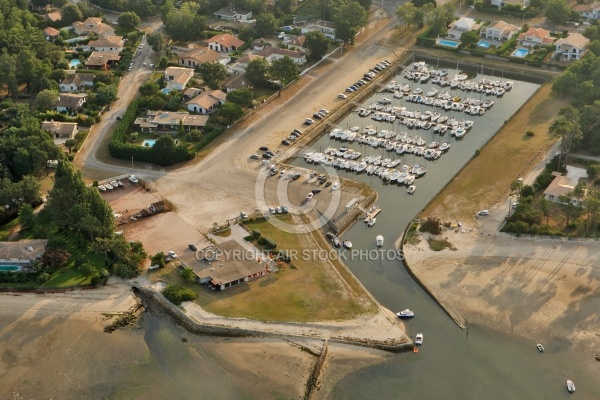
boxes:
[206,33,246,48]
[0,240,48,262]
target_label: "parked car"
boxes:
[259,146,269,151]
[250,154,259,159]
[276,206,282,213]
[266,150,275,157]
[313,113,322,120]
[262,153,273,159]
[346,87,355,92]
[240,212,248,219]
[168,251,178,259]
[281,139,290,146]
[338,93,347,99]
[311,189,322,194]
[189,244,197,251]
[292,129,302,135]
[281,206,288,213]
[164,256,171,264]
[478,210,489,216]
[304,118,314,125]
[292,173,301,180]
[116,116,122,121]
[325,181,332,188]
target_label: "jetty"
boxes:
[364,208,381,222]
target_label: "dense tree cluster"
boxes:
[396,1,455,36]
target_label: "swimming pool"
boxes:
[0,265,21,271]
[161,88,171,94]
[437,39,460,48]
[69,59,81,69]
[477,40,491,48]
[142,139,157,147]
[512,48,529,58]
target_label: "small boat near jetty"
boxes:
[367,218,376,227]
[415,333,424,345]
[376,235,384,247]
[343,240,353,249]
[566,380,575,393]
[536,343,544,353]
[407,185,416,194]
[396,309,415,319]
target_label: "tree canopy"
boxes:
[305,31,329,61]
[269,56,299,92]
[255,13,278,38]
[198,62,227,89]
[164,3,207,42]
[118,11,141,29]
[245,58,270,86]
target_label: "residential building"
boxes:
[133,111,208,133]
[43,27,60,41]
[59,73,95,92]
[447,17,478,40]
[56,94,87,112]
[491,0,530,9]
[183,87,203,99]
[0,239,48,271]
[207,33,245,53]
[480,20,520,42]
[227,54,264,74]
[179,240,270,290]
[555,33,590,60]
[574,1,600,19]
[517,27,553,47]
[221,74,252,93]
[73,17,115,36]
[164,67,194,91]
[41,120,79,143]
[85,35,124,53]
[41,12,61,22]
[187,90,227,114]
[255,47,306,64]
[285,35,306,52]
[543,172,581,205]
[178,47,227,68]
[213,6,252,22]
[84,51,121,69]
[301,20,336,40]
[252,39,268,51]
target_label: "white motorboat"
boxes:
[415,333,424,345]
[332,237,341,248]
[536,343,544,353]
[439,142,450,152]
[376,235,384,247]
[367,218,376,227]
[396,309,415,319]
[104,183,114,190]
[128,175,138,183]
[566,380,575,393]
[343,240,353,249]
[407,185,416,194]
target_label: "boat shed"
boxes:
[179,240,270,290]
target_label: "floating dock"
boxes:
[365,208,381,222]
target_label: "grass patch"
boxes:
[151,214,376,322]
[404,222,421,245]
[422,83,569,223]
[212,227,231,237]
[0,218,20,241]
[427,237,457,251]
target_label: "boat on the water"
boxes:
[396,309,415,319]
[537,343,544,353]
[333,237,341,248]
[343,240,353,249]
[566,380,575,393]
[376,235,384,247]
[407,185,416,194]
[367,218,376,227]
[415,333,424,345]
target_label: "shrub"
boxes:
[419,217,442,235]
[526,130,535,137]
[243,235,254,241]
[258,236,277,249]
[37,272,51,284]
[163,284,197,305]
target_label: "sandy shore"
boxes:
[402,227,600,361]
[0,282,395,399]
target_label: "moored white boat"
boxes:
[536,343,544,353]
[415,333,424,345]
[566,380,575,393]
[396,309,415,319]
[376,235,384,247]
[407,185,416,194]
[343,240,353,249]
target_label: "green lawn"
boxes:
[0,218,19,241]
[148,215,376,322]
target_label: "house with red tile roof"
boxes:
[517,27,554,47]
[207,33,245,53]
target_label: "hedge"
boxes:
[108,100,195,166]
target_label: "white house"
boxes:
[574,1,600,19]
[55,94,87,112]
[206,33,245,53]
[59,73,94,92]
[186,90,227,114]
[227,54,264,75]
[284,35,306,52]
[213,7,252,22]
[133,111,208,133]
[555,33,590,60]
[72,17,115,36]
[164,67,194,91]
[178,47,229,68]
[255,47,306,65]
[447,17,477,40]
[491,0,530,9]
[41,120,79,143]
[85,36,124,53]
[517,27,554,47]
[301,20,336,40]
[480,20,520,42]
[543,172,583,205]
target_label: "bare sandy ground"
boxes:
[403,228,600,361]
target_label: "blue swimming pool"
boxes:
[478,40,491,48]
[0,265,21,271]
[161,88,171,94]
[142,139,157,147]
[69,59,81,69]
[512,48,529,58]
[437,39,460,48]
